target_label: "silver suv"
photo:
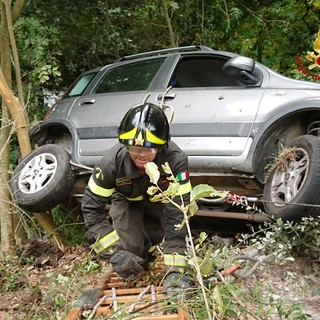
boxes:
[11,46,320,220]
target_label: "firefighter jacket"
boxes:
[82,141,192,273]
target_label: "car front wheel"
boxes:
[11,144,75,212]
[263,135,320,220]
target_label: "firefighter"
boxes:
[81,102,193,295]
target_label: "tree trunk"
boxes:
[4,0,28,126]
[0,1,16,256]
[0,108,15,255]
[162,0,177,47]
[0,0,65,254]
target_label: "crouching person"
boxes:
[81,102,193,297]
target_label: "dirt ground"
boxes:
[237,258,320,319]
[0,243,319,319]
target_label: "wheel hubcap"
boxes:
[270,148,309,207]
[18,153,58,194]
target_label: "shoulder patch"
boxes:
[95,167,104,180]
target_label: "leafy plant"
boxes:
[145,161,227,224]
[145,161,229,320]
[241,216,320,263]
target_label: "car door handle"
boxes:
[156,93,176,100]
[80,99,95,105]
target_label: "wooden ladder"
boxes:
[65,260,190,320]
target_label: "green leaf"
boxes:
[147,185,158,196]
[191,184,228,202]
[188,201,199,217]
[213,285,224,315]
[145,162,160,184]
[163,181,179,199]
[149,194,165,202]
[199,232,208,244]
[199,245,213,276]
[161,162,173,176]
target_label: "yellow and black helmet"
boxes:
[118,103,170,148]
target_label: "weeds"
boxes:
[240,216,320,263]
[0,250,104,320]
[264,145,297,183]
[1,161,319,319]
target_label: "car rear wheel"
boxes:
[11,144,75,212]
[263,135,320,220]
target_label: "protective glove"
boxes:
[163,272,194,300]
[110,250,144,278]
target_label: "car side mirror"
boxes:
[222,56,262,85]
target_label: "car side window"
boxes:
[170,57,243,87]
[94,58,165,93]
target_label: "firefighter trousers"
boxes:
[108,192,165,258]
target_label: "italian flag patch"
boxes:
[176,170,189,182]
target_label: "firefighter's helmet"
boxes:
[118,103,170,148]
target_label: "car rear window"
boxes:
[94,58,165,93]
[65,72,98,97]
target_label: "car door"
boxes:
[67,58,167,165]
[154,55,266,173]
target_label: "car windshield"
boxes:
[65,72,98,98]
[94,58,165,93]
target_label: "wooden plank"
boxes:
[178,307,191,320]
[102,287,162,295]
[95,307,180,319]
[101,295,167,305]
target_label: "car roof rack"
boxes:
[118,45,214,61]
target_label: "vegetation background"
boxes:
[0,1,320,319]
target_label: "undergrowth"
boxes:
[1,158,319,319]
[181,216,320,319]
[0,216,319,319]
[0,252,108,320]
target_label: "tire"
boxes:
[11,144,75,212]
[263,135,320,220]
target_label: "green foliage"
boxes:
[182,231,315,319]
[14,15,62,121]
[38,65,61,84]
[51,206,86,245]
[241,216,320,263]
[144,161,318,319]
[5,0,320,126]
